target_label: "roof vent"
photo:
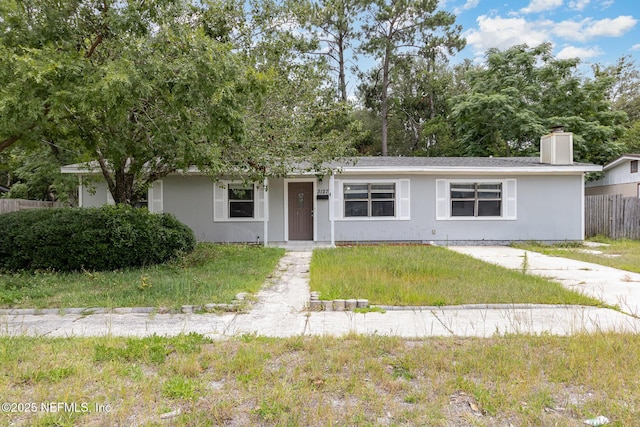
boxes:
[540,129,573,165]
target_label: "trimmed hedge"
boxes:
[0,205,195,272]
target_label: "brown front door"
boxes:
[288,182,313,240]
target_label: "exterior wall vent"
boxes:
[540,130,573,165]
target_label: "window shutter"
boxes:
[504,179,517,220]
[255,183,266,220]
[213,182,226,222]
[397,179,410,220]
[435,179,448,220]
[148,180,163,213]
[332,179,343,219]
[106,188,115,206]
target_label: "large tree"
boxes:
[451,43,626,164]
[198,0,360,177]
[358,0,464,155]
[596,56,640,124]
[1,0,356,205]
[296,0,363,102]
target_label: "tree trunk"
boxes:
[338,33,348,102]
[380,46,391,156]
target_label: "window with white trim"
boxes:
[344,183,395,217]
[436,179,516,220]
[333,179,410,220]
[450,182,502,217]
[213,181,266,222]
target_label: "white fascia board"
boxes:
[60,163,101,174]
[335,165,602,175]
[603,155,640,171]
[61,163,602,176]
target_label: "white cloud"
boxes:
[465,15,549,54]
[520,0,564,14]
[598,0,614,9]
[556,45,603,59]
[568,0,590,10]
[553,16,638,41]
[454,0,480,15]
[586,16,637,38]
[632,44,640,51]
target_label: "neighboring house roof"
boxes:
[602,154,640,171]
[61,156,601,176]
[0,184,9,193]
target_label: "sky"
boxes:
[441,0,639,68]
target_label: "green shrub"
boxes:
[0,205,195,272]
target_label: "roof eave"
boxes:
[61,163,602,176]
[603,155,640,171]
[335,165,602,174]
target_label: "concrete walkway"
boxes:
[2,248,640,338]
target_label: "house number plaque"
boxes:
[316,189,330,200]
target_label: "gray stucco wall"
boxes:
[328,173,584,243]
[81,179,111,207]
[164,175,263,243]
[79,172,586,243]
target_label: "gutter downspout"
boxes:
[329,174,335,247]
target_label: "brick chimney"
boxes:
[540,126,573,165]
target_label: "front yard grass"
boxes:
[2,333,640,426]
[514,238,640,274]
[310,245,602,306]
[0,244,284,310]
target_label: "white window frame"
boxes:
[436,178,516,221]
[332,179,410,221]
[213,180,266,222]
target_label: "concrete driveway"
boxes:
[449,246,640,317]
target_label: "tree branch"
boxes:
[85,33,103,58]
[85,0,109,58]
[0,135,21,153]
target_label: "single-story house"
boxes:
[585,154,640,198]
[62,131,601,245]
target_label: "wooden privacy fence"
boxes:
[0,199,68,215]
[585,194,640,239]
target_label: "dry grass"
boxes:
[0,244,284,310]
[1,333,638,426]
[310,245,602,306]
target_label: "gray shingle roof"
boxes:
[328,156,599,169]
